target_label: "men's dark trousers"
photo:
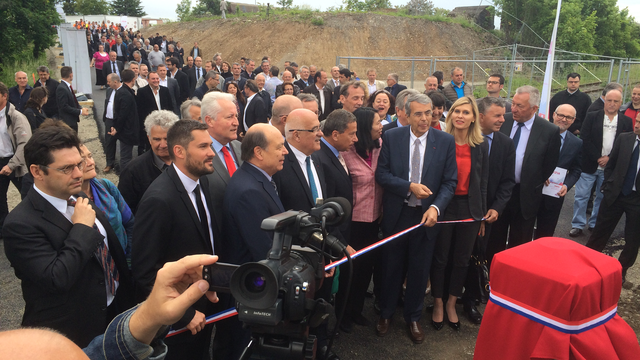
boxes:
[486,184,536,268]
[104,118,117,167]
[586,192,640,270]
[535,195,565,239]
[120,141,134,172]
[0,157,23,232]
[379,205,434,323]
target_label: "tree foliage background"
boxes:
[192,0,222,16]
[0,0,61,70]
[495,0,640,58]
[111,0,146,17]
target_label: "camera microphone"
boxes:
[310,197,351,226]
[309,231,346,253]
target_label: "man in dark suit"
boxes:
[56,66,89,132]
[99,35,111,53]
[189,42,203,60]
[112,70,139,171]
[193,71,220,101]
[294,65,313,90]
[255,73,272,119]
[182,56,194,74]
[570,89,633,237]
[535,104,583,239]
[242,80,267,131]
[330,69,352,111]
[132,50,150,71]
[462,96,516,324]
[2,125,133,348]
[34,66,59,118]
[586,120,640,288]
[118,110,177,214]
[166,57,189,104]
[102,74,120,173]
[384,72,408,98]
[303,70,332,120]
[113,37,128,63]
[156,64,181,115]
[487,86,561,264]
[187,56,204,97]
[381,89,419,134]
[224,63,247,92]
[270,95,303,137]
[374,93,457,344]
[136,72,173,154]
[102,51,124,81]
[241,58,256,80]
[132,120,222,360]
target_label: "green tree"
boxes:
[192,0,221,16]
[111,0,146,16]
[0,0,61,71]
[405,0,434,16]
[343,0,392,12]
[59,0,78,15]
[75,0,111,15]
[277,0,293,9]
[176,0,192,21]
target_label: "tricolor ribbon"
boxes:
[166,217,483,337]
[489,290,617,334]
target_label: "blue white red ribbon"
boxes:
[489,290,617,334]
[166,217,483,337]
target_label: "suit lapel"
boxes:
[31,191,73,233]
[285,142,314,205]
[399,127,411,180]
[211,152,231,184]
[167,167,210,250]
[200,177,216,254]
[523,117,543,167]
[421,129,436,180]
[246,163,285,212]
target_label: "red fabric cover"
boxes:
[474,237,640,360]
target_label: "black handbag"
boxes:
[470,235,490,304]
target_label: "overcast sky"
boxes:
[141,0,639,26]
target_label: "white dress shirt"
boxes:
[316,84,325,113]
[243,93,257,131]
[509,115,535,183]
[159,77,168,88]
[105,85,121,119]
[173,165,215,253]
[151,86,161,110]
[289,144,324,202]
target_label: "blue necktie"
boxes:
[512,122,525,150]
[621,140,640,196]
[306,156,318,204]
[484,134,492,157]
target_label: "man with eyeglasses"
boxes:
[2,123,134,348]
[483,74,512,113]
[534,104,583,239]
[549,73,592,135]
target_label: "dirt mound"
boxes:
[152,13,497,83]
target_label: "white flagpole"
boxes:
[538,0,562,119]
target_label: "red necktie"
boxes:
[69,85,80,108]
[221,146,236,176]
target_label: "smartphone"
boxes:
[202,262,239,293]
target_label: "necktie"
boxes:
[221,146,237,176]
[306,156,319,204]
[67,198,119,294]
[512,122,525,151]
[197,68,201,80]
[408,138,421,207]
[112,62,116,74]
[484,134,492,157]
[69,85,80,107]
[338,153,349,175]
[270,180,278,196]
[621,140,640,196]
[193,184,212,249]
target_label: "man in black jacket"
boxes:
[303,70,332,120]
[118,110,177,214]
[548,73,592,135]
[56,66,89,132]
[34,66,59,118]
[242,80,267,131]
[166,57,189,104]
[112,70,139,171]
[102,52,124,81]
[136,72,173,154]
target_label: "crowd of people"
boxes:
[1,25,640,360]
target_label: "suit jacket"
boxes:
[170,69,190,104]
[375,126,458,237]
[136,85,173,143]
[601,132,640,207]
[500,114,561,219]
[331,85,342,111]
[192,82,210,101]
[113,84,139,145]
[241,70,255,80]
[34,78,60,118]
[102,60,124,79]
[55,81,82,131]
[132,166,222,329]
[465,142,490,220]
[162,77,181,115]
[2,190,133,348]
[579,110,633,174]
[273,142,328,214]
[189,47,203,59]
[117,150,164,214]
[558,131,583,191]
[224,76,247,92]
[103,87,115,121]
[206,140,242,234]
[294,79,312,91]
[303,85,332,120]
[100,42,111,53]
[486,131,516,216]
[243,94,267,131]
[312,140,353,245]
[188,67,206,96]
[325,79,338,92]
[382,120,400,135]
[223,162,285,264]
[113,43,129,60]
[385,83,408,98]
[258,89,272,118]
[369,80,386,92]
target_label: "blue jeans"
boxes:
[571,170,604,229]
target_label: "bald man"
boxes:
[8,71,32,113]
[271,94,303,137]
[535,104,583,239]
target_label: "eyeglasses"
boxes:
[486,81,500,85]
[554,113,575,121]
[289,126,320,133]
[41,159,86,175]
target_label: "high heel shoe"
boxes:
[431,319,444,331]
[448,319,461,331]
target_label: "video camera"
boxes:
[203,198,351,360]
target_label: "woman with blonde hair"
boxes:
[431,96,489,331]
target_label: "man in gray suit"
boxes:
[202,91,243,233]
[156,64,181,116]
[56,66,89,132]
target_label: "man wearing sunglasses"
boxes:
[2,123,134,348]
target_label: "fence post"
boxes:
[506,44,517,99]
[434,59,437,76]
[347,58,351,70]
[336,56,340,67]
[530,57,535,83]
[472,52,476,93]
[608,59,614,83]
[410,58,415,89]
[617,59,624,82]
[429,59,433,78]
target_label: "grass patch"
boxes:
[0,49,49,87]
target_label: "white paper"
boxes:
[542,167,568,198]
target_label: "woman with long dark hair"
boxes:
[90,44,109,89]
[431,96,489,331]
[338,107,384,331]
[23,87,48,131]
[225,81,246,138]
[367,90,395,125]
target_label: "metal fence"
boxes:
[336,44,640,102]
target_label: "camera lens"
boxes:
[245,272,266,293]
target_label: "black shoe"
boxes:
[448,319,461,331]
[569,228,583,237]
[431,319,444,331]
[339,319,353,333]
[351,313,372,327]
[622,268,634,290]
[463,304,483,325]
